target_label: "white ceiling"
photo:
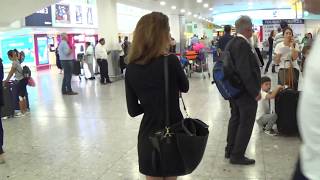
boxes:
[0,0,59,28]
[117,0,295,21]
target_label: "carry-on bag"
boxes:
[1,84,14,118]
[275,60,300,135]
[73,60,81,75]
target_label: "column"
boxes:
[96,0,121,78]
[97,0,118,49]
[168,14,186,53]
[179,15,186,54]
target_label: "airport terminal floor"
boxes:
[0,67,300,180]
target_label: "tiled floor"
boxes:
[0,66,301,180]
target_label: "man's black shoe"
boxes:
[272,65,276,73]
[225,151,230,159]
[230,157,255,165]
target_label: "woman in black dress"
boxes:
[125,12,189,180]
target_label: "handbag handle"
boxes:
[163,56,170,127]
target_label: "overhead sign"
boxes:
[262,19,305,42]
[25,6,52,27]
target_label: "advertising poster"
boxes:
[25,6,52,27]
[36,37,49,65]
[75,5,83,24]
[55,4,71,24]
[87,7,93,25]
[0,36,35,64]
[262,19,305,42]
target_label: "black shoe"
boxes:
[225,151,231,159]
[225,146,232,159]
[264,70,268,74]
[271,65,276,73]
[106,80,112,84]
[230,156,255,165]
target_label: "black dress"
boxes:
[125,54,189,176]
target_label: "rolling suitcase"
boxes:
[1,85,15,118]
[275,64,300,135]
[73,61,81,75]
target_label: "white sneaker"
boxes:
[272,124,279,134]
[264,130,278,136]
[15,112,25,118]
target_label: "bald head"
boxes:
[235,15,253,39]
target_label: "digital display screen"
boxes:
[0,35,35,64]
[37,37,49,65]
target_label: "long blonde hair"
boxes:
[127,12,170,64]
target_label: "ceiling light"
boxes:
[187,12,192,15]
[197,0,203,3]
[180,9,186,13]
[193,14,198,18]
[209,8,213,11]
[203,3,209,8]
[248,2,253,6]
[171,5,176,10]
[160,1,166,6]
[199,16,203,19]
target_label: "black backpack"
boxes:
[22,66,31,78]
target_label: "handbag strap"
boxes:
[163,56,170,127]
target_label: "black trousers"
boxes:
[97,59,110,83]
[226,93,258,158]
[265,51,273,72]
[255,48,264,67]
[292,159,309,180]
[119,56,126,73]
[0,110,3,154]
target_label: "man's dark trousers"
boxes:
[0,111,3,154]
[226,93,258,158]
[98,59,110,83]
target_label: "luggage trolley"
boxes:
[185,49,211,79]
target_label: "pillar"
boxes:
[96,0,121,78]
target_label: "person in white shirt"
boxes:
[256,76,283,136]
[84,42,95,80]
[293,1,320,179]
[95,38,111,84]
[274,27,300,90]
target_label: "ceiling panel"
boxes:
[117,0,294,21]
[0,0,59,28]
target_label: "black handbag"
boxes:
[148,56,209,176]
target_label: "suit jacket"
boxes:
[0,58,3,107]
[226,36,261,99]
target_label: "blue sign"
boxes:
[25,6,52,27]
[0,35,35,64]
[37,37,49,65]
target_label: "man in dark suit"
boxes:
[0,57,4,163]
[224,16,261,165]
[217,25,233,55]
